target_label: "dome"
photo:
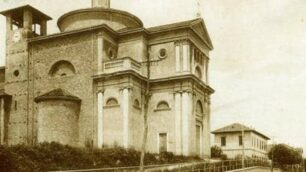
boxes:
[57,8,143,32]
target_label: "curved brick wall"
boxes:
[37,100,80,146]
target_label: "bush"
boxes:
[0,146,17,172]
[211,145,223,158]
[0,142,201,172]
[220,153,228,160]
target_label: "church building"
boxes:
[0,0,214,158]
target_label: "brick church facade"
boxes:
[0,0,214,158]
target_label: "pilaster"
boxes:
[0,98,4,144]
[181,90,192,156]
[174,91,182,155]
[121,87,132,148]
[97,90,104,148]
[175,42,181,72]
[205,56,209,84]
[97,32,104,74]
[203,95,211,157]
[182,42,190,72]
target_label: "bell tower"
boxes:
[0,5,51,145]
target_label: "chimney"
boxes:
[92,0,110,8]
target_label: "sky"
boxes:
[0,0,306,155]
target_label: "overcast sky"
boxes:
[1,0,306,155]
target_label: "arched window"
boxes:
[156,101,170,110]
[196,100,204,116]
[106,98,118,106]
[49,60,76,77]
[195,66,202,79]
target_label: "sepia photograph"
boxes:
[0,0,305,171]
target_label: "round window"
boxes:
[159,48,167,59]
[13,70,19,77]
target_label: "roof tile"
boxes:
[212,123,270,140]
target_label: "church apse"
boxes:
[34,89,81,146]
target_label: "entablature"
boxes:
[92,70,214,95]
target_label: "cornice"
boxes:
[92,70,214,95]
[28,24,118,43]
[28,20,212,54]
[222,148,268,155]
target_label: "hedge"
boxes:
[0,142,201,172]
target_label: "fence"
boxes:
[152,159,270,172]
[51,159,271,172]
[276,164,304,172]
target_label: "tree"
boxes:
[268,144,303,167]
[139,50,152,172]
[211,145,223,158]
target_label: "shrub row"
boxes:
[0,142,201,172]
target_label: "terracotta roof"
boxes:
[147,18,200,32]
[34,88,81,103]
[211,123,270,140]
[0,5,52,21]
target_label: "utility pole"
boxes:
[300,149,305,172]
[241,125,245,168]
[270,137,276,172]
[271,147,273,172]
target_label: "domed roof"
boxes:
[57,7,143,32]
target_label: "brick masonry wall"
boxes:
[30,31,97,146]
[37,100,79,146]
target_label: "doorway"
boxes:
[159,133,167,153]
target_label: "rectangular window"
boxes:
[257,139,259,148]
[252,137,254,147]
[221,136,226,146]
[239,136,243,146]
[159,133,167,153]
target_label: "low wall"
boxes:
[227,166,281,172]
